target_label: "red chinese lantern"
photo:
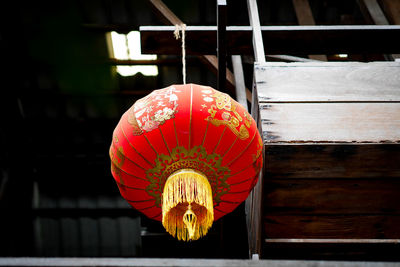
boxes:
[110,84,263,241]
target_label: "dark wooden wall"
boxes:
[255,62,400,261]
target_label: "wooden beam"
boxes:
[1,257,399,267]
[266,239,400,243]
[380,0,400,25]
[358,0,399,60]
[147,0,252,102]
[231,56,248,111]
[358,0,390,25]
[140,25,400,55]
[263,239,400,261]
[266,54,319,62]
[292,0,327,61]
[292,0,316,25]
[108,58,198,65]
[148,0,182,25]
[247,0,265,62]
[217,0,227,93]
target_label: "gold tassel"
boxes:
[162,169,214,241]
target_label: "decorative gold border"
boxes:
[145,145,231,208]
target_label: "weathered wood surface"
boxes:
[256,61,400,258]
[263,239,400,261]
[264,179,400,214]
[140,25,400,55]
[260,103,400,143]
[256,62,400,143]
[255,62,400,103]
[1,257,400,267]
[265,144,400,178]
[264,215,400,239]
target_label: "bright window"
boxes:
[110,31,158,77]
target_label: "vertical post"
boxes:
[232,55,248,111]
[247,0,265,63]
[217,0,227,92]
[246,0,264,258]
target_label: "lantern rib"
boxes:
[143,134,159,156]
[228,175,257,186]
[158,127,172,157]
[219,199,242,204]
[116,181,147,191]
[132,203,157,211]
[121,197,154,203]
[201,119,210,146]
[226,129,257,167]
[111,142,147,171]
[214,206,228,214]
[173,119,180,147]
[112,164,149,182]
[188,84,194,149]
[213,126,227,154]
[221,136,238,158]
[150,211,162,219]
[119,123,155,168]
[226,188,251,194]
[229,153,262,177]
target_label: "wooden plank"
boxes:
[148,0,182,25]
[245,84,264,256]
[266,239,400,243]
[292,0,327,61]
[247,0,265,62]
[140,25,400,55]
[255,62,400,102]
[260,103,400,143]
[380,0,400,25]
[357,0,398,60]
[232,55,248,110]
[380,0,400,59]
[265,144,400,178]
[358,0,390,25]
[217,0,227,92]
[264,179,400,214]
[265,55,319,62]
[1,257,400,267]
[292,0,316,25]
[264,215,400,239]
[263,239,400,261]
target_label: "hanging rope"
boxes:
[174,24,187,84]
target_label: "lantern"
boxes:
[110,84,263,241]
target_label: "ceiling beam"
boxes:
[292,0,327,61]
[148,0,252,102]
[140,25,400,55]
[358,0,399,60]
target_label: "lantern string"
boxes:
[174,24,187,85]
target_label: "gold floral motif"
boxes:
[130,87,180,134]
[207,105,249,140]
[205,91,253,140]
[214,91,231,111]
[252,134,263,175]
[145,145,231,207]
[127,107,144,135]
[243,110,252,128]
[110,146,125,185]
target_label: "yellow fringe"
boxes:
[162,169,214,241]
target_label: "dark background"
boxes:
[0,0,379,258]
